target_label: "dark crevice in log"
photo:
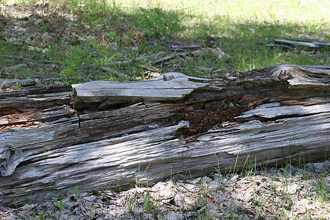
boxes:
[0,106,73,126]
[238,113,319,123]
[0,86,71,98]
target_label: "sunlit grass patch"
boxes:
[0,0,329,83]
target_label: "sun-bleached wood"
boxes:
[0,64,329,207]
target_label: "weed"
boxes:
[281,204,288,219]
[135,163,151,187]
[305,207,312,220]
[315,174,329,203]
[143,191,153,214]
[74,185,79,200]
[39,213,44,220]
[136,7,182,39]
[128,195,137,215]
[58,200,64,211]
[291,0,304,9]
[12,82,21,90]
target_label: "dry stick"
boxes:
[171,45,202,51]
[103,51,167,67]
[1,55,61,65]
[103,47,198,69]
[273,39,330,48]
[173,3,200,11]
[138,64,159,72]
[100,67,130,79]
[102,51,176,77]
[151,53,178,64]
[1,64,28,71]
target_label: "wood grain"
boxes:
[0,64,329,207]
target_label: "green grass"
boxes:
[1,0,330,85]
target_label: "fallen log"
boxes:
[0,64,329,207]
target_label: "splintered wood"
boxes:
[0,64,329,207]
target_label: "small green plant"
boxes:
[135,163,151,187]
[291,0,304,9]
[305,207,312,220]
[128,195,137,215]
[74,185,79,200]
[39,213,44,220]
[281,204,288,219]
[136,7,182,39]
[12,82,22,90]
[197,186,207,209]
[315,175,329,202]
[266,8,277,21]
[60,45,93,84]
[144,191,153,214]
[230,211,235,219]
[58,200,64,211]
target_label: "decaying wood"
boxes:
[72,72,208,110]
[268,38,330,50]
[0,91,71,116]
[0,105,72,126]
[0,79,36,89]
[0,64,329,207]
[1,55,61,65]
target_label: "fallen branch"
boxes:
[103,51,167,66]
[0,79,36,89]
[1,55,61,65]
[0,64,329,207]
[268,38,330,50]
[100,66,130,78]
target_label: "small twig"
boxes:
[151,53,178,64]
[18,13,34,21]
[171,45,202,51]
[138,64,159,72]
[1,55,61,65]
[103,52,166,67]
[274,39,326,48]
[173,3,199,11]
[100,67,130,78]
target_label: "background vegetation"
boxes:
[0,0,329,85]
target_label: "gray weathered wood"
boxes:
[0,91,71,116]
[269,38,330,50]
[0,79,36,89]
[72,72,209,110]
[0,64,329,207]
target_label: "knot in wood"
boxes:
[163,74,175,81]
[278,69,293,80]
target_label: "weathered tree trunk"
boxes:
[0,64,329,207]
